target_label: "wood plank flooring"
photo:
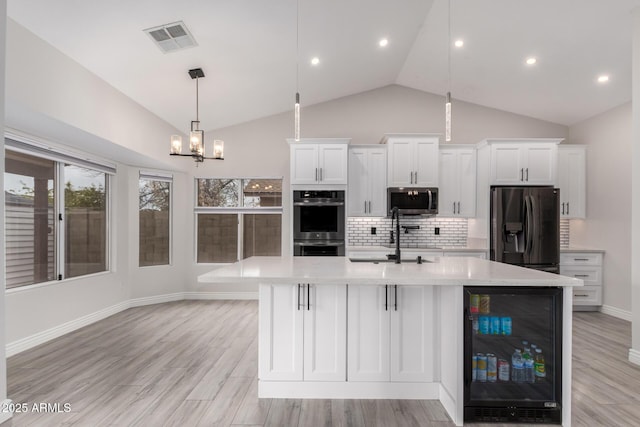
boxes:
[3,301,640,426]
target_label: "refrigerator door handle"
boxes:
[524,195,533,255]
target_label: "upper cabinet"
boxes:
[485,139,562,186]
[558,145,586,219]
[382,134,439,187]
[289,138,350,185]
[439,146,476,217]
[348,146,387,217]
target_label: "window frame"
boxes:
[4,132,115,290]
[194,177,283,264]
[138,171,173,268]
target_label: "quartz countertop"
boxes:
[198,256,582,287]
[348,245,487,253]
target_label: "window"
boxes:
[195,178,282,263]
[4,137,113,288]
[139,174,171,267]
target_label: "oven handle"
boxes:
[293,201,345,206]
[293,241,345,246]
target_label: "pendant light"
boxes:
[445,0,452,142]
[294,0,301,141]
[170,68,224,163]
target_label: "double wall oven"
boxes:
[293,190,345,256]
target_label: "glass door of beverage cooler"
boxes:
[463,286,563,424]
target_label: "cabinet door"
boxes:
[388,141,414,187]
[457,149,476,217]
[291,145,319,185]
[525,144,557,185]
[390,286,435,382]
[348,149,368,216]
[318,144,348,184]
[438,149,458,216]
[368,148,388,216]
[558,148,586,218]
[491,144,525,184]
[347,285,390,381]
[304,284,347,381]
[259,284,304,381]
[415,140,439,187]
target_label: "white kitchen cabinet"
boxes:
[348,146,387,216]
[289,139,349,185]
[487,139,561,185]
[558,145,586,219]
[383,134,439,187]
[439,146,476,217]
[348,284,435,382]
[560,251,603,310]
[259,283,346,381]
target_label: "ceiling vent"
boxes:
[144,21,197,53]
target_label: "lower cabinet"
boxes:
[258,283,347,381]
[560,251,604,310]
[347,284,435,382]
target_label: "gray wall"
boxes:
[569,103,632,315]
[0,0,8,415]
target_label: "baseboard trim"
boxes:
[6,301,130,357]
[599,304,632,321]
[629,348,640,366]
[0,399,13,425]
[185,291,258,300]
[258,380,440,399]
[129,293,185,308]
[6,291,258,357]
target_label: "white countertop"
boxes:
[348,245,487,253]
[198,256,582,287]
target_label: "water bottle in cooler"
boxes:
[523,347,535,383]
[511,349,524,383]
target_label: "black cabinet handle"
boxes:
[520,168,524,181]
[307,283,310,310]
[394,285,398,311]
[562,202,565,215]
[567,202,570,215]
[297,284,301,310]
[526,168,529,181]
[385,285,388,311]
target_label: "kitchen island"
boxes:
[199,256,581,426]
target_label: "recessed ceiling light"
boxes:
[597,75,610,83]
[311,57,320,66]
[454,39,464,48]
[525,57,537,65]
[379,38,389,47]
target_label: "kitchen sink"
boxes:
[348,257,434,264]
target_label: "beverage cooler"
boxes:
[464,286,563,424]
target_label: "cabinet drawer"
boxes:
[572,286,601,306]
[560,252,602,266]
[560,266,602,286]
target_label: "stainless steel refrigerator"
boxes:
[490,186,560,273]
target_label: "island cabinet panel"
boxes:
[259,283,346,382]
[390,285,435,382]
[347,285,390,381]
[304,283,347,381]
[259,284,304,381]
[348,284,435,383]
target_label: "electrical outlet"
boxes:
[371,227,376,235]
[434,227,440,235]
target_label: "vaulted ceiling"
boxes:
[8,0,640,133]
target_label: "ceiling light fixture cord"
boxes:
[445,0,452,142]
[195,75,199,123]
[294,0,301,141]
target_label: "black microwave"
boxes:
[387,187,438,216]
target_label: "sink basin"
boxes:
[349,258,433,264]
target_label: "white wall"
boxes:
[189,84,568,295]
[631,7,640,363]
[0,0,9,417]
[3,20,190,347]
[568,103,632,315]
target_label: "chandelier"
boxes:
[170,68,224,163]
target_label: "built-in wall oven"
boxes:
[293,190,345,256]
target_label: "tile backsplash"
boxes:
[348,217,571,248]
[348,217,468,247]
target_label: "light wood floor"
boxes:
[3,300,640,426]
